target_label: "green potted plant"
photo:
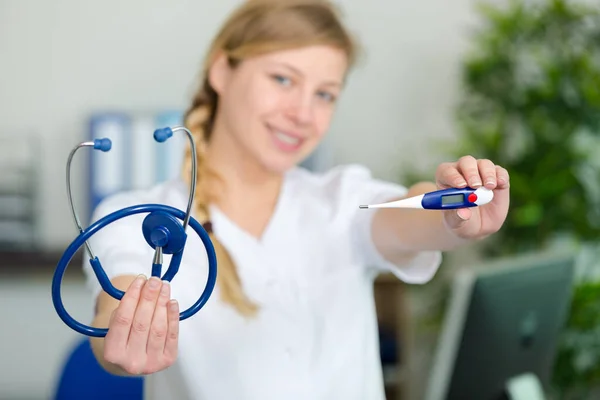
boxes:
[552,277,600,399]
[403,0,600,397]
[451,0,600,256]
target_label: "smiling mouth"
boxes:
[268,125,305,152]
[274,131,301,146]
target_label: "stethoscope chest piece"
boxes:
[142,211,188,255]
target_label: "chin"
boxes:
[261,158,298,175]
[259,149,308,174]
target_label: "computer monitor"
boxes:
[424,250,576,400]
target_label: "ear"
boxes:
[208,52,231,95]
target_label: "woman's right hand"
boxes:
[103,275,180,375]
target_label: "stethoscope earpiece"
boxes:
[52,125,216,337]
[93,137,112,152]
[153,127,173,143]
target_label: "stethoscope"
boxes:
[52,126,217,338]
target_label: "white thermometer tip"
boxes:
[359,194,425,209]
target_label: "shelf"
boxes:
[0,195,34,219]
[0,132,39,250]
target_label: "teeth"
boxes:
[275,131,300,145]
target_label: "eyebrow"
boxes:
[273,62,343,88]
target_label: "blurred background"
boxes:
[1,0,600,399]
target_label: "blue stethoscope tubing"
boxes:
[52,126,217,338]
[52,204,217,337]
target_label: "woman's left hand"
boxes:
[435,155,510,240]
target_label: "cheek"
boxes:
[313,106,336,138]
[239,83,282,132]
[222,75,276,134]
[249,95,280,121]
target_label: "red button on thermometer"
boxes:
[359,187,494,210]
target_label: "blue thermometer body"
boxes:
[359,186,494,210]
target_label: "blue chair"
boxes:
[53,337,144,400]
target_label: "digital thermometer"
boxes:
[359,187,494,210]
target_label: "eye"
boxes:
[316,90,336,103]
[272,74,292,87]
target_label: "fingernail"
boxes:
[457,209,468,221]
[148,277,161,289]
[160,280,170,296]
[134,274,146,287]
[169,300,179,312]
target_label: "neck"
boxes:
[204,126,283,222]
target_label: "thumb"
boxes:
[443,208,471,232]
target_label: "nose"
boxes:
[285,90,314,126]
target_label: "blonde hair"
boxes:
[182,0,359,317]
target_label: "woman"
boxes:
[85,0,510,399]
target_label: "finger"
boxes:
[163,299,180,362]
[147,281,171,355]
[443,207,472,231]
[128,277,163,355]
[495,165,510,188]
[105,275,147,350]
[477,159,497,189]
[457,156,482,188]
[436,162,467,188]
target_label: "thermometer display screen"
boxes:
[441,194,464,205]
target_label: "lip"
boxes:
[267,124,305,153]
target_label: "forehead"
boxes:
[248,45,348,83]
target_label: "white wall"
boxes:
[330,0,478,175]
[0,0,478,252]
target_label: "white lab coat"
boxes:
[84,164,442,400]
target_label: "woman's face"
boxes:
[210,45,348,174]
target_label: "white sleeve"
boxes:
[82,192,155,303]
[337,164,442,284]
